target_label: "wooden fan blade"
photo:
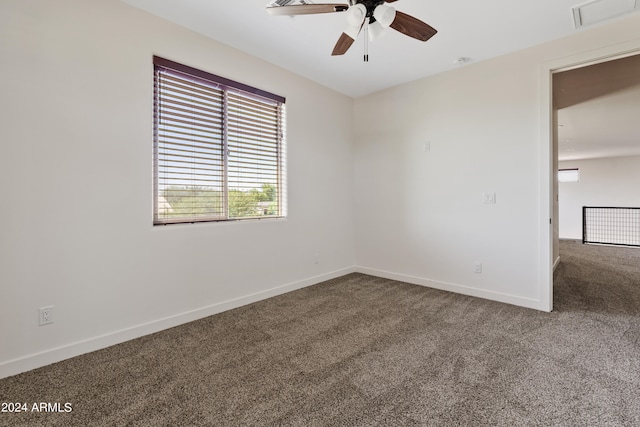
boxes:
[385,0,400,2]
[267,4,349,16]
[389,11,437,42]
[331,33,355,56]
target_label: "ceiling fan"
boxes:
[266,1,437,59]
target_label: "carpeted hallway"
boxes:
[1,240,639,426]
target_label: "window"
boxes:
[558,168,579,183]
[153,57,286,225]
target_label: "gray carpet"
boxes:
[1,240,640,426]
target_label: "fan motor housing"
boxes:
[357,0,388,18]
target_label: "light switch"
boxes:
[473,262,482,273]
[482,192,496,204]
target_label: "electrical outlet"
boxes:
[313,252,320,264]
[473,262,483,274]
[39,306,54,326]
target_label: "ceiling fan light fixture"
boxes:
[346,3,366,26]
[373,4,396,27]
[342,3,366,40]
[368,20,386,41]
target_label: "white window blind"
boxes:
[153,57,286,225]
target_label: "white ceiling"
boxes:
[120,0,638,98]
[557,88,640,161]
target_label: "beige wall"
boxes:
[354,14,640,310]
[559,156,640,240]
[0,0,355,378]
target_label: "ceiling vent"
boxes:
[572,0,640,28]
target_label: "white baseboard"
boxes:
[355,266,546,311]
[0,266,355,380]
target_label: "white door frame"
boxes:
[539,39,640,312]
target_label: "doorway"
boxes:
[554,54,640,245]
[540,42,640,312]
